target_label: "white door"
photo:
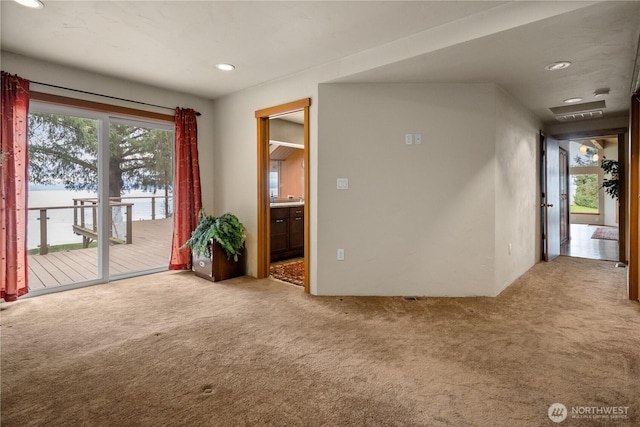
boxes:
[541,132,561,261]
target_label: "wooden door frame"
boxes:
[552,128,628,255]
[255,98,311,293]
[630,94,639,301]
[559,146,570,245]
[540,131,549,261]
[617,131,627,265]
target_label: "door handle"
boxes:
[540,203,554,208]
[275,219,284,223]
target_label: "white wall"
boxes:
[317,83,499,296]
[494,87,541,295]
[213,78,542,296]
[1,51,216,212]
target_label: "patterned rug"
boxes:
[591,227,619,241]
[270,259,304,287]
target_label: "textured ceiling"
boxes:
[1,1,503,98]
[334,1,640,123]
[2,1,640,125]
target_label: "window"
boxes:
[270,160,280,198]
[569,141,600,215]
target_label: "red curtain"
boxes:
[169,108,202,270]
[1,72,30,300]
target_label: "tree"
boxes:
[572,147,598,167]
[571,147,600,210]
[573,174,598,209]
[600,157,619,200]
[28,112,173,204]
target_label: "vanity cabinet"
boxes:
[271,205,304,260]
[288,206,304,253]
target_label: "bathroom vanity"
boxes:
[270,203,304,261]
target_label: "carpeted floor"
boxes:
[1,257,639,426]
[270,258,304,287]
[592,227,619,241]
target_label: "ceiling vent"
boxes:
[555,110,604,122]
[550,100,606,122]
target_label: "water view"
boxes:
[26,109,175,288]
[28,185,173,250]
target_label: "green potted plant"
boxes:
[601,157,619,200]
[182,211,247,282]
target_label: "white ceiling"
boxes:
[334,1,640,123]
[2,1,640,126]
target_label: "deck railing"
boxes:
[71,199,134,249]
[28,195,172,255]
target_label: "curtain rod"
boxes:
[30,80,201,116]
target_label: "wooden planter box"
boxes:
[192,240,245,282]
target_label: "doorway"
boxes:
[553,130,627,262]
[255,99,310,292]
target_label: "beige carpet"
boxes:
[1,257,639,426]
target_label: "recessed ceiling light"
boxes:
[563,97,583,104]
[594,88,610,98]
[215,63,235,72]
[544,61,572,71]
[14,0,44,9]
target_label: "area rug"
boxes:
[270,259,304,286]
[591,227,619,241]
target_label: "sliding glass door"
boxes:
[27,102,174,292]
[108,118,174,279]
[27,109,101,289]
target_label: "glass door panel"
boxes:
[108,119,174,279]
[27,111,100,289]
[570,173,600,214]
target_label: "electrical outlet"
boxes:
[414,133,422,145]
[337,249,345,261]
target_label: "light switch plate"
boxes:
[405,134,413,145]
[337,178,349,190]
[337,249,345,261]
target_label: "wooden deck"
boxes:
[28,218,173,290]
